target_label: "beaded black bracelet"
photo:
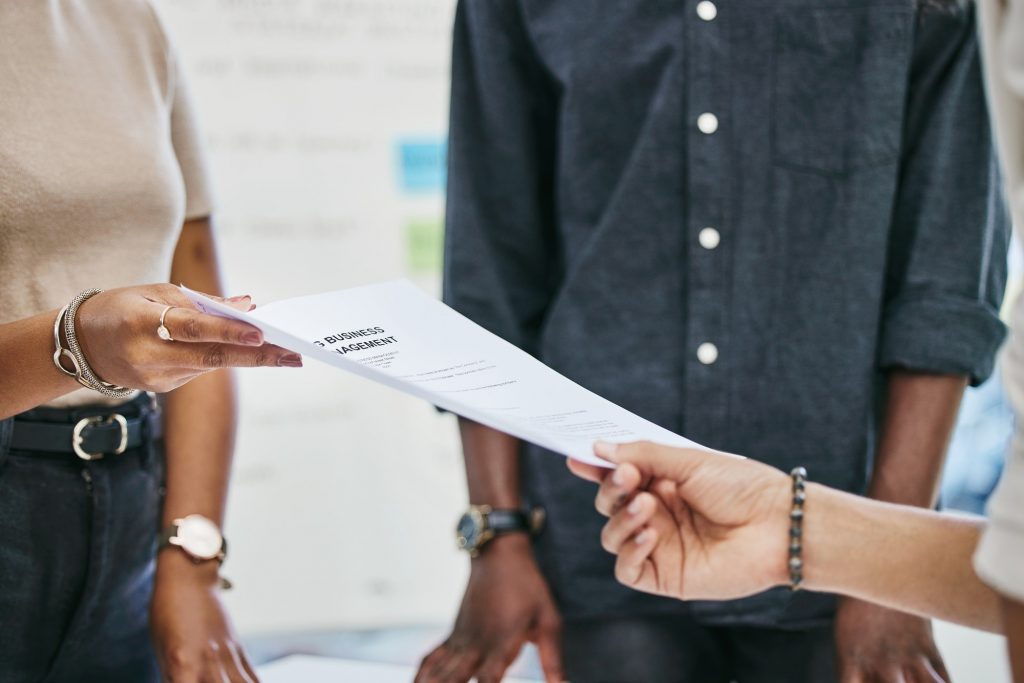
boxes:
[788,466,808,591]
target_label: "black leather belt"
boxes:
[10,397,162,461]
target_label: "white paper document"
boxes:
[184,280,703,466]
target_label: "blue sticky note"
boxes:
[396,138,447,194]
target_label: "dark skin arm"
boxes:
[1005,598,1024,683]
[0,285,292,420]
[150,217,260,683]
[0,313,82,415]
[836,370,968,683]
[415,419,564,683]
[461,417,523,509]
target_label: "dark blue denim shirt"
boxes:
[443,0,1010,626]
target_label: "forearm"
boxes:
[804,483,1002,631]
[160,369,236,529]
[460,417,522,508]
[869,370,967,506]
[1004,597,1024,680]
[157,217,235,578]
[0,311,84,418]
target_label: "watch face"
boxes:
[456,512,481,551]
[176,515,223,560]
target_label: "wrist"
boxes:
[156,546,221,586]
[799,482,870,594]
[767,471,800,589]
[470,532,533,568]
[159,513,227,563]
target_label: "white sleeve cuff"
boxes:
[973,436,1024,603]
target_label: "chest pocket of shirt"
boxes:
[772,6,913,176]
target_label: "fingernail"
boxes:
[612,467,626,487]
[242,331,262,345]
[279,353,303,367]
[595,440,617,460]
[227,295,252,303]
[634,530,651,545]
[627,498,643,515]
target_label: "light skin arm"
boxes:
[570,441,1007,632]
[150,217,259,683]
[835,370,967,682]
[805,483,999,631]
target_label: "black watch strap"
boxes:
[487,509,531,535]
[158,523,177,551]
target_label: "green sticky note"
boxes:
[405,217,445,274]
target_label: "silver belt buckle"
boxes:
[72,414,128,461]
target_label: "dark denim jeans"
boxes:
[0,397,164,683]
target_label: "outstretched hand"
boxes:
[75,284,302,393]
[568,441,793,602]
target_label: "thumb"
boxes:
[206,293,254,312]
[593,440,714,486]
[163,285,254,313]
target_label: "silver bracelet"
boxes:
[56,289,134,399]
[52,304,80,379]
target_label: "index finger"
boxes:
[595,463,644,517]
[220,641,256,683]
[161,305,265,347]
[566,457,610,483]
[429,646,482,683]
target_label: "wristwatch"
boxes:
[159,514,227,564]
[456,505,545,557]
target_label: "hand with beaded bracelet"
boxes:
[568,440,1006,635]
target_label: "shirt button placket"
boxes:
[697,342,719,365]
[697,112,719,134]
[699,227,720,250]
[686,0,727,438]
[696,1,717,21]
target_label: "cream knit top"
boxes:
[0,0,214,407]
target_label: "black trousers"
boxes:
[563,615,836,683]
[0,396,164,683]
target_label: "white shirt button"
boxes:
[697,342,719,365]
[699,227,721,250]
[696,1,718,21]
[697,112,719,134]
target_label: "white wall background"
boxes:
[155,0,467,635]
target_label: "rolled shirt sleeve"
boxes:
[442,0,561,357]
[877,4,1009,386]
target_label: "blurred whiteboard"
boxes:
[155,0,466,635]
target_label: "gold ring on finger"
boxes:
[157,305,175,342]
